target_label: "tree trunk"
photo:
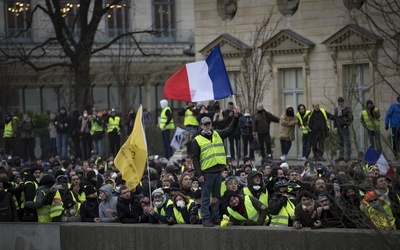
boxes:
[73,54,92,112]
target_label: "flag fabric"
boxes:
[114,105,147,190]
[170,127,186,150]
[164,45,233,102]
[363,146,395,179]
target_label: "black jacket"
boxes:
[116,194,148,223]
[80,199,100,222]
[0,191,18,222]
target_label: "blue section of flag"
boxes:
[206,45,233,100]
[363,146,381,165]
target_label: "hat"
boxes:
[338,97,345,102]
[225,190,239,203]
[317,194,329,202]
[169,182,181,191]
[149,172,160,181]
[366,100,373,106]
[111,108,115,112]
[57,175,68,184]
[363,190,376,202]
[226,155,232,159]
[84,186,97,196]
[29,165,43,175]
[369,165,379,171]
[152,188,164,197]
[280,162,289,169]
[87,170,97,181]
[200,116,212,124]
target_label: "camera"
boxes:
[55,185,63,190]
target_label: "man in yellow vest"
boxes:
[105,108,122,157]
[192,107,240,227]
[361,100,381,152]
[307,103,334,161]
[3,113,18,156]
[178,102,199,134]
[159,99,175,159]
[268,181,295,227]
[296,104,311,160]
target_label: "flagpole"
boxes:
[141,105,152,198]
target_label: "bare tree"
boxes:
[235,9,281,112]
[0,0,157,111]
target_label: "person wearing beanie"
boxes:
[224,190,269,226]
[25,174,55,222]
[242,171,269,207]
[334,97,354,162]
[360,190,396,230]
[361,100,382,152]
[80,186,100,222]
[385,96,400,159]
[148,188,174,224]
[21,165,42,222]
[159,99,175,160]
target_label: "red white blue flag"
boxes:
[364,146,395,179]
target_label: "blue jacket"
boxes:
[385,103,400,128]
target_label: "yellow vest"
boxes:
[21,181,38,209]
[363,201,396,230]
[173,199,194,224]
[269,198,295,227]
[155,199,173,216]
[35,190,51,223]
[362,109,380,131]
[3,121,14,138]
[296,110,311,134]
[184,109,199,127]
[309,108,330,129]
[107,116,120,133]
[228,195,266,224]
[160,107,175,130]
[243,187,269,206]
[194,133,226,171]
[50,190,78,219]
[90,120,104,135]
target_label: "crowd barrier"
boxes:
[1,222,399,250]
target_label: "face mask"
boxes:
[302,204,307,211]
[252,185,261,191]
[114,186,121,193]
[201,130,212,136]
[371,200,380,208]
[323,205,330,210]
[154,201,163,208]
[69,209,77,215]
[83,113,88,118]
[176,200,186,207]
[36,178,41,183]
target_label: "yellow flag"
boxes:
[114,105,147,190]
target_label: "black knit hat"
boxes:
[87,170,96,181]
[84,186,97,196]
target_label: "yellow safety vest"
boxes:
[3,121,14,138]
[107,116,121,133]
[194,133,226,171]
[50,190,78,218]
[296,110,311,134]
[21,181,39,209]
[363,201,396,230]
[184,109,199,127]
[160,107,175,130]
[243,187,269,206]
[309,108,330,129]
[90,120,104,135]
[269,199,295,227]
[34,190,51,223]
[361,109,380,131]
[173,199,194,224]
[228,195,266,224]
[155,199,173,216]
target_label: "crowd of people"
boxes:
[0,96,399,231]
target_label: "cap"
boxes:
[201,116,212,124]
[363,190,376,202]
[317,194,329,202]
[338,97,345,102]
[366,100,373,106]
[152,188,164,197]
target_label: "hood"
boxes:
[160,99,168,109]
[99,184,113,201]
[247,171,263,186]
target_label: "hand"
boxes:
[316,207,323,216]
[385,125,389,130]
[307,205,314,213]
[198,176,205,183]
[314,220,322,228]
[294,222,302,229]
[94,217,101,223]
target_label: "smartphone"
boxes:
[55,185,63,190]
[310,162,315,172]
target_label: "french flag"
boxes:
[364,146,396,179]
[164,45,233,102]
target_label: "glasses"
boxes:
[367,198,378,203]
[202,122,211,126]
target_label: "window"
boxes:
[60,0,80,36]
[153,0,175,40]
[4,0,31,39]
[280,68,304,158]
[343,63,371,153]
[106,0,130,37]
